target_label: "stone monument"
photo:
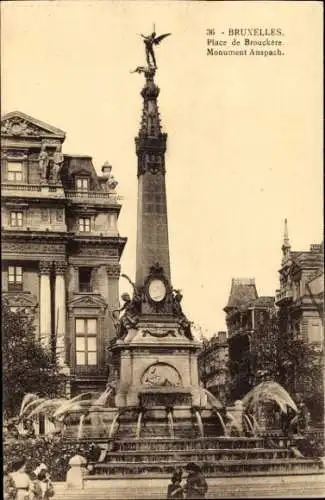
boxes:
[110,32,202,432]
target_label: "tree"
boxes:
[276,334,324,422]
[2,298,65,418]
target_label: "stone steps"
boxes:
[96,447,292,461]
[92,457,321,476]
[51,474,325,499]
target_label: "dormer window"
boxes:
[76,177,89,192]
[7,161,23,182]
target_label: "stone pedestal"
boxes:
[66,455,87,489]
[113,319,201,410]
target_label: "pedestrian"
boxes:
[183,462,208,499]
[33,469,55,499]
[167,468,183,499]
[9,457,34,500]
[3,464,17,500]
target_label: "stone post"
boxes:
[39,261,52,346]
[66,455,87,489]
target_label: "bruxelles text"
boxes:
[228,28,283,36]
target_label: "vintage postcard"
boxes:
[2,1,324,499]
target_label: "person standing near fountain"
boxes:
[167,469,184,499]
[183,463,208,499]
[32,468,55,499]
[10,457,36,500]
[3,465,17,500]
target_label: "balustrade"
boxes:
[66,190,122,202]
[2,183,41,192]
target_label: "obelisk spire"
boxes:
[135,68,170,288]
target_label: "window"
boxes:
[8,266,23,291]
[42,209,49,221]
[75,318,97,366]
[79,217,90,232]
[76,177,89,191]
[56,209,63,222]
[309,322,322,344]
[79,267,93,292]
[7,162,23,182]
[10,211,23,227]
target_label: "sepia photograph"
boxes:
[1,1,324,498]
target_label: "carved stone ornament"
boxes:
[106,264,121,278]
[68,293,107,310]
[54,261,67,274]
[139,392,191,409]
[143,262,172,311]
[138,153,166,176]
[42,139,61,147]
[141,362,182,387]
[1,117,45,137]
[142,329,176,338]
[39,261,52,274]
[3,291,38,309]
[2,242,66,255]
[2,149,28,159]
[78,247,118,257]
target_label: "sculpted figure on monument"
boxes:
[142,364,180,387]
[38,144,49,183]
[139,30,171,68]
[172,289,193,340]
[50,145,64,183]
[112,276,142,340]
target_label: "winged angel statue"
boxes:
[140,29,171,69]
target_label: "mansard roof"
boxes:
[61,155,100,190]
[224,278,258,311]
[291,250,323,268]
[1,111,66,139]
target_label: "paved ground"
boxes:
[53,473,325,499]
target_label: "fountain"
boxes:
[136,411,143,439]
[167,409,175,439]
[5,377,323,479]
[5,34,323,482]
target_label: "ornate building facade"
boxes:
[276,220,324,348]
[1,111,126,396]
[224,278,276,400]
[197,331,229,404]
[275,220,324,413]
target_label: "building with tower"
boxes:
[275,219,324,412]
[276,219,323,348]
[1,111,126,396]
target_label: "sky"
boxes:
[1,1,323,337]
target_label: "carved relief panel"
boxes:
[141,362,182,387]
